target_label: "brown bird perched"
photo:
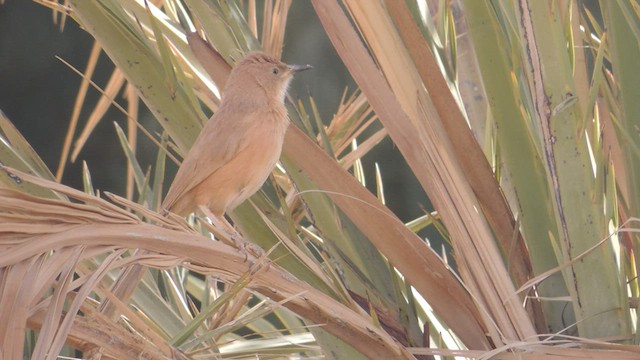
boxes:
[162,51,311,244]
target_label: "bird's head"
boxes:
[226,51,312,103]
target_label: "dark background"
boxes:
[0,1,431,225]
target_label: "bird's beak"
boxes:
[289,64,313,73]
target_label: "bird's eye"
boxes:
[272,67,279,75]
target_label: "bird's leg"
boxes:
[197,205,239,244]
[198,205,265,258]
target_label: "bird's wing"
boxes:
[161,109,251,212]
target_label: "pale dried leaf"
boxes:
[0,185,413,359]
[71,70,126,162]
[57,42,102,180]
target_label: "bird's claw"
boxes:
[224,231,264,261]
[230,234,263,260]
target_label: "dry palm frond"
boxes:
[0,169,414,360]
[55,42,101,181]
[3,179,637,358]
[260,0,292,58]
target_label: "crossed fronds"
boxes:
[0,174,414,360]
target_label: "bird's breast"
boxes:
[198,109,289,212]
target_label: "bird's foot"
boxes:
[216,222,265,259]
[197,206,266,261]
[229,232,265,259]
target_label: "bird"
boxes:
[161,51,311,246]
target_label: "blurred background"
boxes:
[0,0,432,225]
